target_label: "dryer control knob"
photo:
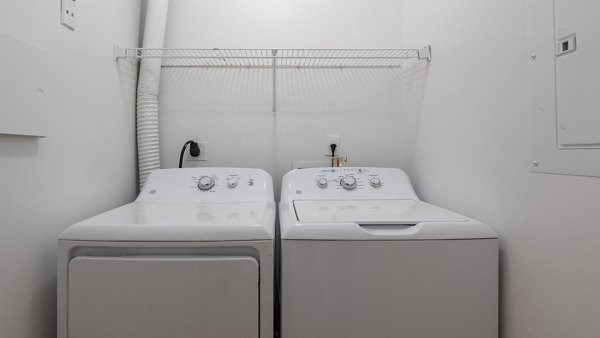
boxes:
[227,177,238,188]
[197,176,215,190]
[316,177,328,188]
[340,176,357,190]
[369,177,382,188]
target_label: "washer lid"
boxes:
[281,199,497,240]
[59,201,275,242]
[294,199,467,224]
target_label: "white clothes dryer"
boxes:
[58,168,275,338]
[279,167,498,338]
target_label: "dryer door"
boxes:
[68,255,259,338]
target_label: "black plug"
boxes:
[189,141,200,157]
[330,143,337,158]
[179,140,200,168]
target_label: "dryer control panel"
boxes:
[138,168,274,203]
[280,167,419,203]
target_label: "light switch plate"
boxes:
[61,0,77,30]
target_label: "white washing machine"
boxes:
[279,167,498,338]
[58,168,275,338]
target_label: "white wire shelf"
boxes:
[115,45,431,112]
[114,46,431,68]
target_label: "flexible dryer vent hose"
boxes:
[137,0,169,189]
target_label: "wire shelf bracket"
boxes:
[114,44,432,111]
[418,45,432,61]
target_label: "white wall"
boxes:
[0,1,140,336]
[159,0,409,194]
[402,1,600,337]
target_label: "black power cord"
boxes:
[329,143,337,166]
[179,140,200,168]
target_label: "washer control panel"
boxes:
[282,167,419,202]
[312,168,384,191]
[138,168,274,203]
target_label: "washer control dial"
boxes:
[316,177,328,188]
[340,176,357,190]
[197,176,215,190]
[226,177,238,188]
[369,177,382,188]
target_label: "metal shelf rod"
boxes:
[272,48,278,112]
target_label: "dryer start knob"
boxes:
[369,177,382,188]
[340,176,357,190]
[227,177,238,188]
[197,176,215,190]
